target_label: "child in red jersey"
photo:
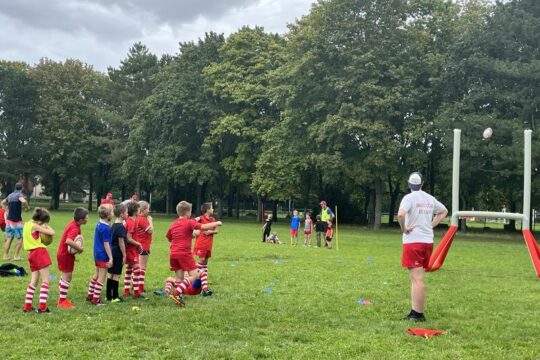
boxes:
[123,201,143,298]
[57,207,89,309]
[134,201,153,297]
[168,201,222,307]
[23,208,55,313]
[194,202,219,296]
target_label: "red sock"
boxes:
[139,269,146,293]
[164,279,174,294]
[173,278,191,295]
[124,267,132,296]
[133,269,140,297]
[59,277,70,301]
[24,284,36,311]
[200,270,209,292]
[39,282,49,311]
[87,277,97,299]
[92,281,103,303]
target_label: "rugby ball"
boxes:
[40,232,53,246]
[68,235,84,255]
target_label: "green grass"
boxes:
[1,211,539,359]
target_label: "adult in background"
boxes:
[100,192,115,210]
[397,172,447,322]
[2,183,30,260]
[319,200,334,246]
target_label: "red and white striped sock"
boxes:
[92,281,103,303]
[164,279,174,294]
[139,269,146,293]
[24,284,36,311]
[124,267,132,296]
[87,277,97,299]
[200,270,209,291]
[59,277,70,301]
[39,282,49,311]
[133,269,140,297]
[173,278,191,295]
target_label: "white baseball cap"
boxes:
[408,172,423,191]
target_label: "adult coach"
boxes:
[2,183,30,260]
[397,172,447,322]
[319,200,334,233]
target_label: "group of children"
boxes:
[261,201,335,249]
[17,194,224,312]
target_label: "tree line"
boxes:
[0,0,538,229]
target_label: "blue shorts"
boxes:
[6,223,23,239]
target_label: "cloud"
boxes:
[0,0,314,71]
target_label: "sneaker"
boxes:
[85,296,93,302]
[202,289,213,297]
[23,307,35,313]
[57,299,75,309]
[134,294,149,301]
[153,290,167,296]
[37,307,50,313]
[169,293,185,307]
[91,300,106,306]
[110,298,123,304]
[402,313,426,322]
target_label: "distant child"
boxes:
[23,208,55,313]
[303,213,314,247]
[107,204,128,302]
[194,202,218,296]
[2,183,30,261]
[167,201,222,307]
[135,201,153,296]
[0,202,7,246]
[261,214,272,242]
[315,215,325,248]
[325,221,333,249]
[86,205,113,305]
[267,232,282,244]
[123,201,143,298]
[156,274,202,297]
[57,207,89,309]
[290,210,301,246]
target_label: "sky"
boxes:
[0,0,315,73]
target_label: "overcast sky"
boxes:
[0,0,315,73]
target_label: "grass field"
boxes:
[1,210,539,359]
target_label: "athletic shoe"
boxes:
[169,293,185,307]
[402,313,426,322]
[202,289,213,297]
[23,307,35,313]
[153,290,167,296]
[85,296,93,302]
[134,294,149,301]
[37,307,50,313]
[57,299,75,309]
[91,300,107,306]
[110,298,123,304]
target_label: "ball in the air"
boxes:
[483,127,493,139]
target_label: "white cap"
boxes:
[408,172,422,191]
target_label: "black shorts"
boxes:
[321,223,328,232]
[108,257,124,276]
[140,250,150,256]
[326,236,332,242]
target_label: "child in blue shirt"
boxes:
[290,210,301,246]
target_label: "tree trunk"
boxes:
[50,172,61,210]
[368,188,375,228]
[363,187,371,225]
[272,201,278,223]
[388,175,400,225]
[227,189,234,217]
[88,172,93,211]
[235,188,240,220]
[121,185,126,202]
[165,180,171,215]
[459,194,468,232]
[373,177,382,230]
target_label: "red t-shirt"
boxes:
[134,215,152,251]
[125,216,136,249]
[194,215,216,251]
[101,198,114,205]
[166,218,201,254]
[57,220,81,257]
[0,209,6,227]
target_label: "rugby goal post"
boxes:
[426,129,540,277]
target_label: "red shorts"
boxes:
[28,247,52,272]
[402,243,433,269]
[125,246,139,265]
[95,261,108,268]
[290,229,298,236]
[170,252,197,272]
[57,253,76,273]
[194,248,212,259]
[304,230,312,235]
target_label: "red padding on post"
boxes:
[522,229,540,278]
[426,225,458,272]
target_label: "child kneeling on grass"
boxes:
[23,208,55,313]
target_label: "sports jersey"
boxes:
[111,222,127,258]
[134,215,152,251]
[0,208,6,227]
[321,207,334,222]
[194,215,216,251]
[304,218,313,231]
[6,191,24,222]
[399,190,446,244]
[315,220,325,232]
[57,220,81,257]
[93,220,112,262]
[290,216,301,230]
[23,221,45,251]
[100,198,114,206]
[166,217,201,253]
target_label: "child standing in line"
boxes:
[23,208,55,313]
[57,207,89,309]
[261,214,272,243]
[194,202,219,297]
[315,215,325,248]
[325,220,334,249]
[290,210,301,246]
[168,201,222,307]
[123,201,143,298]
[303,212,314,247]
[107,204,127,302]
[86,205,113,305]
[135,201,153,297]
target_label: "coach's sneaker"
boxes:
[402,310,426,322]
[169,293,185,307]
[202,289,213,297]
